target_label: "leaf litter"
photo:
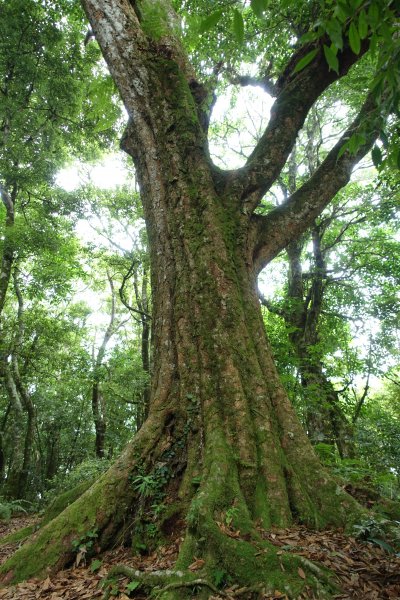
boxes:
[0,517,399,599]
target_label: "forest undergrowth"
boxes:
[0,504,399,600]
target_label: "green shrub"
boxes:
[0,498,34,522]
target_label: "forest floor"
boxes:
[0,515,399,599]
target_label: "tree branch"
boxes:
[251,90,382,273]
[221,37,369,208]
[258,291,286,318]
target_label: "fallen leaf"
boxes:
[75,546,87,568]
[298,567,306,579]
[188,558,205,571]
[41,577,52,592]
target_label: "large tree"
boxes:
[1,0,399,596]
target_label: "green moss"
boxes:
[0,495,98,582]
[0,464,133,583]
[252,477,272,528]
[0,524,36,546]
[374,498,400,520]
[137,0,171,40]
[153,58,199,137]
[41,480,94,526]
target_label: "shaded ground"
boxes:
[0,517,399,599]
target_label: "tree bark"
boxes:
[0,0,386,591]
[12,270,37,496]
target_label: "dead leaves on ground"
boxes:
[0,518,399,599]
[262,526,400,599]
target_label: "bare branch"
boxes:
[119,259,152,321]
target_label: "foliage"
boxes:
[44,459,112,503]
[0,498,33,522]
[353,516,400,555]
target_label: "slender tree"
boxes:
[1,0,399,595]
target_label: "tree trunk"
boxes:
[2,364,25,499]
[11,270,37,496]
[92,382,107,459]
[285,232,355,457]
[44,421,61,482]
[91,272,116,458]
[0,184,16,319]
[0,59,361,591]
[0,0,382,591]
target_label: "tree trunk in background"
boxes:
[2,364,25,499]
[45,421,61,481]
[0,184,16,319]
[11,271,37,496]
[92,382,107,459]
[285,231,355,458]
[91,273,116,458]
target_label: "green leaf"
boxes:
[394,147,400,170]
[358,10,368,40]
[232,9,244,45]
[300,30,319,44]
[368,3,379,27]
[323,44,339,73]
[348,21,361,54]
[250,0,268,19]
[337,1,353,18]
[326,18,343,50]
[293,48,318,73]
[348,132,366,154]
[380,130,389,149]
[369,538,395,553]
[337,140,350,159]
[213,569,227,587]
[126,580,141,592]
[333,4,348,23]
[371,145,383,167]
[199,10,223,34]
[90,559,103,572]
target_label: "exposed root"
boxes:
[101,564,270,599]
[298,556,327,579]
[101,564,216,599]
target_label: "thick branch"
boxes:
[224,38,369,208]
[252,91,381,273]
[227,64,277,97]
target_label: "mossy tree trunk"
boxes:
[0,0,386,592]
